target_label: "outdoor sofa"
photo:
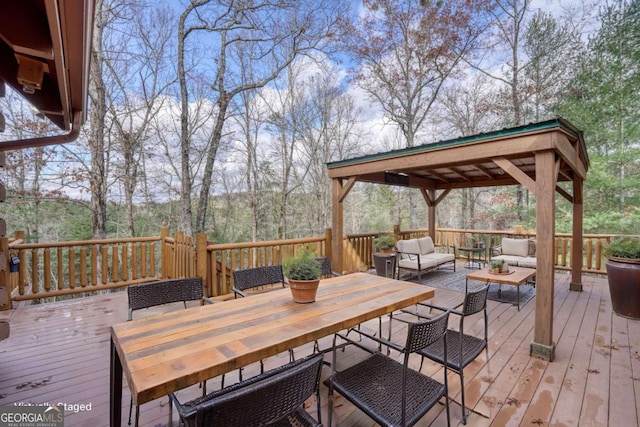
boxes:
[395,236,456,280]
[490,237,537,268]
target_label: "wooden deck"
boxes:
[0,271,637,426]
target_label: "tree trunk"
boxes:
[89,0,108,240]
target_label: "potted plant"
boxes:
[604,237,640,319]
[374,234,396,254]
[490,259,504,274]
[283,248,322,303]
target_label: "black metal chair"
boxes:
[169,353,324,427]
[315,256,339,278]
[232,265,294,373]
[416,284,490,424]
[127,277,213,320]
[232,265,286,298]
[327,310,451,427]
[126,277,214,426]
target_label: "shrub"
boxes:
[283,248,321,280]
[374,234,396,251]
[604,237,640,259]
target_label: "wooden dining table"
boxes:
[109,272,435,426]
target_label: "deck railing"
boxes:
[0,226,631,306]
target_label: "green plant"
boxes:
[604,237,640,259]
[283,248,321,280]
[490,259,505,269]
[374,234,396,251]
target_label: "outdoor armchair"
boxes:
[169,353,324,427]
[126,277,214,426]
[232,265,293,375]
[413,284,490,425]
[232,265,286,298]
[327,310,451,427]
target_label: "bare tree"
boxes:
[439,74,499,230]
[341,0,491,148]
[87,0,111,239]
[298,68,363,233]
[176,0,348,235]
[103,5,176,236]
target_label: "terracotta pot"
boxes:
[288,279,320,303]
[378,247,393,254]
[606,257,640,319]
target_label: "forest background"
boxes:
[0,0,638,245]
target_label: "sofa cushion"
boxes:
[425,252,455,264]
[398,257,438,271]
[519,257,537,268]
[397,239,421,259]
[502,238,530,257]
[492,254,523,265]
[417,237,435,255]
[528,239,536,256]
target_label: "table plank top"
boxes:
[466,266,536,285]
[111,272,435,404]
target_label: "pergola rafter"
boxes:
[327,117,590,361]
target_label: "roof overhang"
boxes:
[0,0,95,148]
[327,117,590,191]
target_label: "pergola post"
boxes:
[331,179,344,275]
[427,189,436,241]
[571,177,584,291]
[530,151,557,361]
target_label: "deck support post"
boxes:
[570,177,584,291]
[531,151,557,361]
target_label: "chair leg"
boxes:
[460,371,468,424]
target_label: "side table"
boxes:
[373,253,396,278]
[458,247,485,269]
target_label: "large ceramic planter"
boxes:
[606,257,640,319]
[288,279,320,303]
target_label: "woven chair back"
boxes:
[232,265,284,291]
[128,278,203,315]
[193,353,323,426]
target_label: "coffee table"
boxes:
[465,266,536,310]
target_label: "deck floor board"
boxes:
[0,271,635,426]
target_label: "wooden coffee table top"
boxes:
[466,266,536,286]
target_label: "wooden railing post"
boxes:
[0,236,11,310]
[324,228,332,260]
[196,233,208,295]
[160,227,169,278]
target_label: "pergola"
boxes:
[327,117,590,361]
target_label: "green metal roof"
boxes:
[327,117,583,169]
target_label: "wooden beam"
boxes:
[556,185,573,203]
[434,189,451,205]
[493,157,537,195]
[475,164,495,179]
[327,133,557,179]
[571,178,584,291]
[331,179,344,274]
[427,189,436,240]
[530,151,557,361]
[427,169,451,182]
[338,177,357,202]
[554,133,587,180]
[449,167,472,182]
[420,188,433,207]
